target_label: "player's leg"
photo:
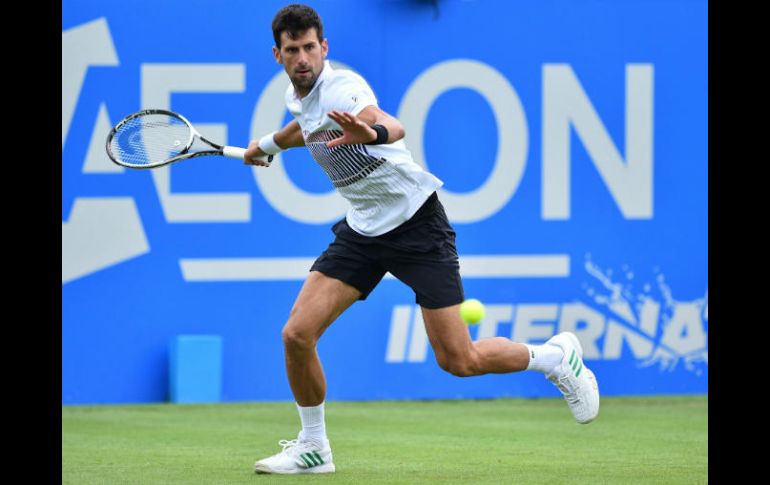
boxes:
[383,192,599,423]
[255,271,360,475]
[420,304,529,376]
[421,305,599,423]
[283,270,361,407]
[256,220,386,475]
[379,193,530,375]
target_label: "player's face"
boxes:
[274,28,328,97]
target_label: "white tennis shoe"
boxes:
[545,332,600,424]
[254,436,335,474]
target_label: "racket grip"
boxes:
[223,145,271,163]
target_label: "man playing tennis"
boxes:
[246,4,599,475]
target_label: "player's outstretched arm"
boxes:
[326,106,405,148]
[244,120,305,166]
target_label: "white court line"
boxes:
[179,255,570,281]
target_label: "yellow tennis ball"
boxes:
[460,298,485,324]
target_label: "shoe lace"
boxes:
[548,366,580,402]
[278,438,317,455]
[278,439,300,455]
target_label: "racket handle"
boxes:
[223,146,246,159]
[223,145,271,163]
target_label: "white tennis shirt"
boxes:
[285,61,443,236]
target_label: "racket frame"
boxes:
[106,109,271,169]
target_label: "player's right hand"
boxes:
[244,140,272,166]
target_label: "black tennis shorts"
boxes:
[310,192,465,309]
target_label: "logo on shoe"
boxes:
[300,451,324,468]
[567,349,583,377]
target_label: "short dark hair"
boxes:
[272,4,324,48]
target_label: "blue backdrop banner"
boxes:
[62,0,708,404]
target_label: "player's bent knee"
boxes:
[446,363,478,378]
[435,354,478,377]
[281,325,317,352]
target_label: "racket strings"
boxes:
[109,114,192,167]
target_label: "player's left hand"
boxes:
[326,111,377,148]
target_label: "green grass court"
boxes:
[62,395,707,484]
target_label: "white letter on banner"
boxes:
[603,320,654,360]
[399,60,528,222]
[557,302,605,360]
[475,305,514,340]
[62,198,150,284]
[660,303,707,356]
[62,19,152,284]
[542,64,654,220]
[141,64,250,222]
[386,305,412,363]
[511,304,558,344]
[83,103,124,173]
[62,18,118,150]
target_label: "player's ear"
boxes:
[321,38,328,58]
[272,46,282,64]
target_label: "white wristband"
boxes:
[258,131,283,155]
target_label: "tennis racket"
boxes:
[105,109,273,169]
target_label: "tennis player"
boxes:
[246,4,599,475]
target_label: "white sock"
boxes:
[297,402,327,445]
[524,343,564,374]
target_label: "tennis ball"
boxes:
[460,298,485,324]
